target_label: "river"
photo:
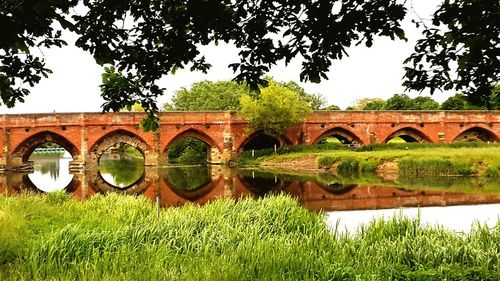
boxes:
[1,151,500,233]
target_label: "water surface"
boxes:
[2,153,500,231]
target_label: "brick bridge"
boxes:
[0,111,499,171]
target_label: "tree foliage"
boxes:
[1,0,407,128]
[403,0,500,108]
[0,0,78,107]
[164,78,325,111]
[239,82,311,144]
[163,80,251,111]
[348,98,385,110]
[348,94,440,110]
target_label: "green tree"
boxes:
[363,100,387,110]
[412,96,440,110]
[441,94,471,110]
[349,98,385,110]
[384,94,415,110]
[239,82,311,145]
[164,78,324,111]
[164,80,250,111]
[279,80,325,110]
[322,105,341,110]
[168,137,208,165]
[404,0,499,108]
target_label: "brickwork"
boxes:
[0,111,498,171]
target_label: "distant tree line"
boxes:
[346,85,499,111]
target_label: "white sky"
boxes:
[0,0,453,114]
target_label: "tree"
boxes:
[363,100,386,110]
[441,87,500,110]
[163,80,250,111]
[322,105,341,110]
[441,94,473,110]
[1,0,407,129]
[239,82,311,145]
[403,0,499,108]
[348,98,386,110]
[412,96,439,110]
[384,94,415,110]
[0,0,78,107]
[163,77,324,111]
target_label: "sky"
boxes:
[0,0,454,114]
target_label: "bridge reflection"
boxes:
[2,168,500,212]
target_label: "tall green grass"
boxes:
[399,157,473,176]
[238,142,500,166]
[0,193,499,280]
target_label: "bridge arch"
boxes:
[164,128,221,152]
[237,131,291,151]
[89,129,153,166]
[383,127,432,143]
[164,128,222,163]
[452,126,499,142]
[87,168,152,194]
[313,127,363,145]
[21,174,81,193]
[12,130,79,162]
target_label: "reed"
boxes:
[0,193,499,280]
[399,157,473,176]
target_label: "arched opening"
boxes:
[384,128,430,143]
[90,129,153,166]
[166,129,221,164]
[12,131,79,163]
[167,137,210,164]
[26,142,75,192]
[237,170,288,196]
[453,127,499,143]
[240,132,283,151]
[162,166,215,200]
[98,142,145,189]
[314,128,362,146]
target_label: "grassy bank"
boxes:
[243,144,500,177]
[1,193,499,280]
[238,168,500,195]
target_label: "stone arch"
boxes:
[89,129,154,166]
[162,176,216,201]
[12,131,79,162]
[452,127,499,143]
[317,182,358,195]
[383,127,432,143]
[21,174,81,193]
[165,128,220,152]
[87,168,152,194]
[237,131,291,151]
[313,127,363,145]
[164,128,222,163]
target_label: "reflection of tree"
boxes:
[168,138,208,164]
[100,143,144,161]
[99,158,144,187]
[164,166,210,191]
[29,153,64,179]
[237,170,283,195]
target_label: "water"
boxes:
[2,153,500,231]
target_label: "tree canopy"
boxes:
[1,0,497,130]
[403,0,499,108]
[239,82,311,144]
[348,94,440,110]
[163,78,325,111]
[1,0,407,129]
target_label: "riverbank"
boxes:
[1,193,499,280]
[239,144,500,178]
